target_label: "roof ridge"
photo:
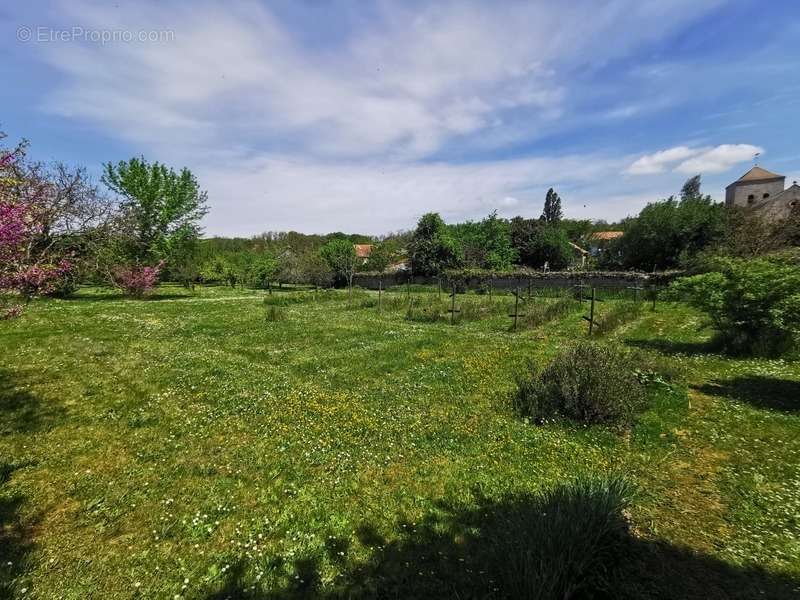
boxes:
[735,165,783,182]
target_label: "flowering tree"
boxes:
[0,134,73,317]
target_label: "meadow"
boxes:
[1,284,798,599]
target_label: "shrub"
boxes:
[8,260,73,300]
[668,253,800,355]
[514,341,646,425]
[486,475,633,599]
[113,262,163,297]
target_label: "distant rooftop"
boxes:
[589,231,624,241]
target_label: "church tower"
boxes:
[725,166,785,208]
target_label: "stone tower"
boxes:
[725,166,785,209]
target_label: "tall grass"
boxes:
[522,296,576,329]
[485,475,634,599]
[591,300,644,336]
[264,304,287,322]
[262,288,363,306]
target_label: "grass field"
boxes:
[1,284,798,599]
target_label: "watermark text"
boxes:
[17,26,174,44]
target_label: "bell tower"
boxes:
[725,166,785,209]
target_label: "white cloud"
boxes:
[625,146,698,175]
[500,196,520,207]
[675,144,763,174]
[38,0,724,161]
[198,152,628,235]
[23,0,733,233]
[626,143,762,176]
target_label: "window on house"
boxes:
[763,193,770,199]
[747,194,755,200]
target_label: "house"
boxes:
[354,244,373,259]
[354,244,373,264]
[725,166,800,220]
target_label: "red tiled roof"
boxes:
[354,244,373,258]
[589,231,623,241]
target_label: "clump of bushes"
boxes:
[669,252,800,355]
[485,475,633,599]
[514,341,646,425]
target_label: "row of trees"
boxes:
[408,189,585,276]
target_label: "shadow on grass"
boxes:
[0,369,65,435]
[202,480,799,600]
[695,376,800,412]
[0,462,37,600]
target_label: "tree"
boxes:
[409,213,462,276]
[453,212,517,271]
[276,250,301,288]
[510,217,573,269]
[320,239,358,301]
[541,188,563,224]
[200,254,240,287]
[102,157,208,268]
[680,174,702,201]
[246,253,278,290]
[365,241,394,274]
[717,208,785,258]
[298,250,333,289]
[560,218,593,243]
[0,134,73,316]
[616,195,724,270]
[480,211,518,270]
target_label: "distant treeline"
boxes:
[195,174,800,290]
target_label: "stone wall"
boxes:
[726,179,785,208]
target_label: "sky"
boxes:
[2,0,800,236]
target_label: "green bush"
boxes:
[514,342,646,425]
[668,252,800,355]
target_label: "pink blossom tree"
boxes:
[1,135,73,317]
[112,261,164,297]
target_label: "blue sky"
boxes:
[2,0,799,235]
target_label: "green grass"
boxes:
[1,284,798,598]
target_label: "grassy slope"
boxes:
[0,285,798,598]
